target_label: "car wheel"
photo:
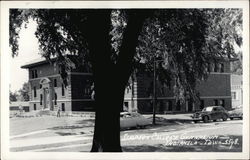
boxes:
[239,117,243,120]
[222,115,228,121]
[203,116,209,123]
[230,117,234,120]
[213,120,217,122]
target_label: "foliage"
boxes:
[231,51,242,75]
[10,9,242,103]
[9,8,243,152]
[9,91,18,102]
[134,9,242,102]
[18,82,30,101]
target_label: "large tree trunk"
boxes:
[85,10,147,152]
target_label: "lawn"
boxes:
[10,116,95,136]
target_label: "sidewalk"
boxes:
[143,113,194,124]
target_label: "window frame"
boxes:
[54,79,57,87]
[62,84,65,96]
[40,94,43,105]
[34,86,37,98]
[54,93,57,105]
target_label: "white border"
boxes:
[1,1,249,160]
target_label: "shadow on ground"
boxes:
[47,119,95,136]
[48,120,94,130]
[147,116,193,125]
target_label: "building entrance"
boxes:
[40,78,53,110]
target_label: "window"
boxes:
[123,102,129,112]
[220,63,224,72]
[231,92,237,100]
[202,107,213,112]
[34,87,37,97]
[31,70,34,78]
[31,70,38,78]
[219,99,225,107]
[34,104,36,110]
[210,63,215,72]
[34,70,38,78]
[40,94,43,105]
[62,84,65,96]
[54,63,57,72]
[84,87,91,96]
[54,79,57,87]
[61,103,65,111]
[214,63,218,72]
[213,107,218,111]
[168,100,172,111]
[207,63,211,72]
[54,93,57,105]
[214,99,218,106]
[200,100,204,110]
[40,84,42,89]
[176,100,181,111]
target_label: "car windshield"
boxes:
[202,107,213,112]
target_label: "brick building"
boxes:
[231,74,243,108]
[124,60,233,113]
[21,57,94,113]
[22,57,233,114]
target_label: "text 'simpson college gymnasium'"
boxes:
[21,56,234,114]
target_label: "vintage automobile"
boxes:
[191,106,229,123]
[228,105,243,120]
[120,112,151,129]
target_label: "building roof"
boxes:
[9,101,29,107]
[231,74,242,85]
[20,55,80,69]
[21,57,53,69]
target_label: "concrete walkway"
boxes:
[143,113,193,121]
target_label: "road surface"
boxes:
[10,118,242,152]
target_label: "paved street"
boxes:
[9,116,242,152]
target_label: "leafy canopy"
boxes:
[10,9,242,102]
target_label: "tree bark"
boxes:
[85,10,147,152]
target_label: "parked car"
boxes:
[191,106,229,123]
[120,112,151,129]
[228,105,243,120]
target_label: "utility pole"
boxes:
[152,56,156,125]
[131,71,134,112]
[152,58,165,125]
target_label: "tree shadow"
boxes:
[54,132,78,136]
[75,119,95,125]
[147,116,193,125]
[48,125,84,130]
[48,119,95,130]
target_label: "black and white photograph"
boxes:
[1,1,249,160]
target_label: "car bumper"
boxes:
[191,117,202,121]
[229,115,242,118]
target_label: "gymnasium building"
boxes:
[21,56,233,113]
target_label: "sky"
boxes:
[10,20,41,92]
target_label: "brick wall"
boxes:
[124,61,232,113]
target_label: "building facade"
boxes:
[124,60,233,113]
[21,57,94,113]
[231,74,243,108]
[22,57,233,114]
